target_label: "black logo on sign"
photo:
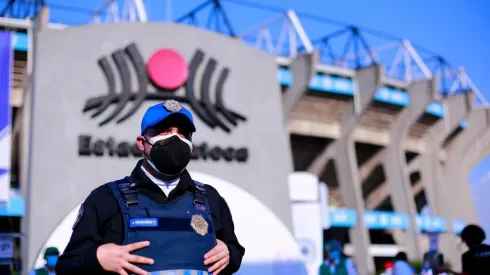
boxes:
[82,43,246,133]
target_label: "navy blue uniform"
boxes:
[56,160,244,275]
[462,244,490,275]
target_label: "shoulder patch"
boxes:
[194,180,204,187]
[194,181,206,192]
[72,203,84,230]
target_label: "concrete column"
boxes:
[439,108,490,271]
[282,52,318,122]
[446,115,490,224]
[19,60,32,275]
[366,156,420,210]
[22,6,50,275]
[456,127,490,220]
[358,149,385,183]
[464,128,490,168]
[444,126,490,268]
[282,52,318,172]
[418,93,473,215]
[307,144,334,175]
[457,125,490,218]
[383,78,437,259]
[441,108,489,220]
[333,65,384,275]
[308,137,386,180]
[312,147,385,210]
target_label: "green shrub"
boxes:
[409,259,452,273]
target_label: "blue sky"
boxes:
[20,0,490,190]
[43,0,490,99]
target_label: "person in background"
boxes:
[319,240,357,275]
[29,247,59,275]
[423,249,445,275]
[392,252,414,275]
[421,259,433,275]
[442,224,490,275]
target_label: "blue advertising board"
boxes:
[278,67,464,122]
[329,208,357,227]
[327,208,449,233]
[0,31,12,212]
[416,215,446,233]
[364,211,409,230]
[0,189,24,217]
[11,32,28,52]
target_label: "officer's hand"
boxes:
[204,239,230,275]
[96,241,154,275]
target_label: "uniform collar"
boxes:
[130,159,194,192]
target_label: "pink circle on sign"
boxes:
[147,49,189,90]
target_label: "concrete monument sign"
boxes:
[25,22,293,270]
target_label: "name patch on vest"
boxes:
[130,218,158,227]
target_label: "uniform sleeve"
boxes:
[461,252,470,273]
[217,196,245,274]
[55,192,105,275]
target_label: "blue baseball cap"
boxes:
[140,100,196,135]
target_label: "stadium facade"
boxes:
[1,0,489,274]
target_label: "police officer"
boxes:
[56,100,245,275]
[30,247,59,275]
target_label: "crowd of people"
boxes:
[319,224,490,275]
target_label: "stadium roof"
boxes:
[1,0,488,106]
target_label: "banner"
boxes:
[0,31,12,206]
[0,235,13,259]
[12,32,28,52]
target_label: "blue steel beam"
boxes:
[9,31,464,122]
[4,0,487,104]
[0,0,44,20]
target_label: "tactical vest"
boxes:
[34,268,49,275]
[319,259,348,275]
[107,177,217,274]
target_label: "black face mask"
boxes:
[145,134,192,176]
